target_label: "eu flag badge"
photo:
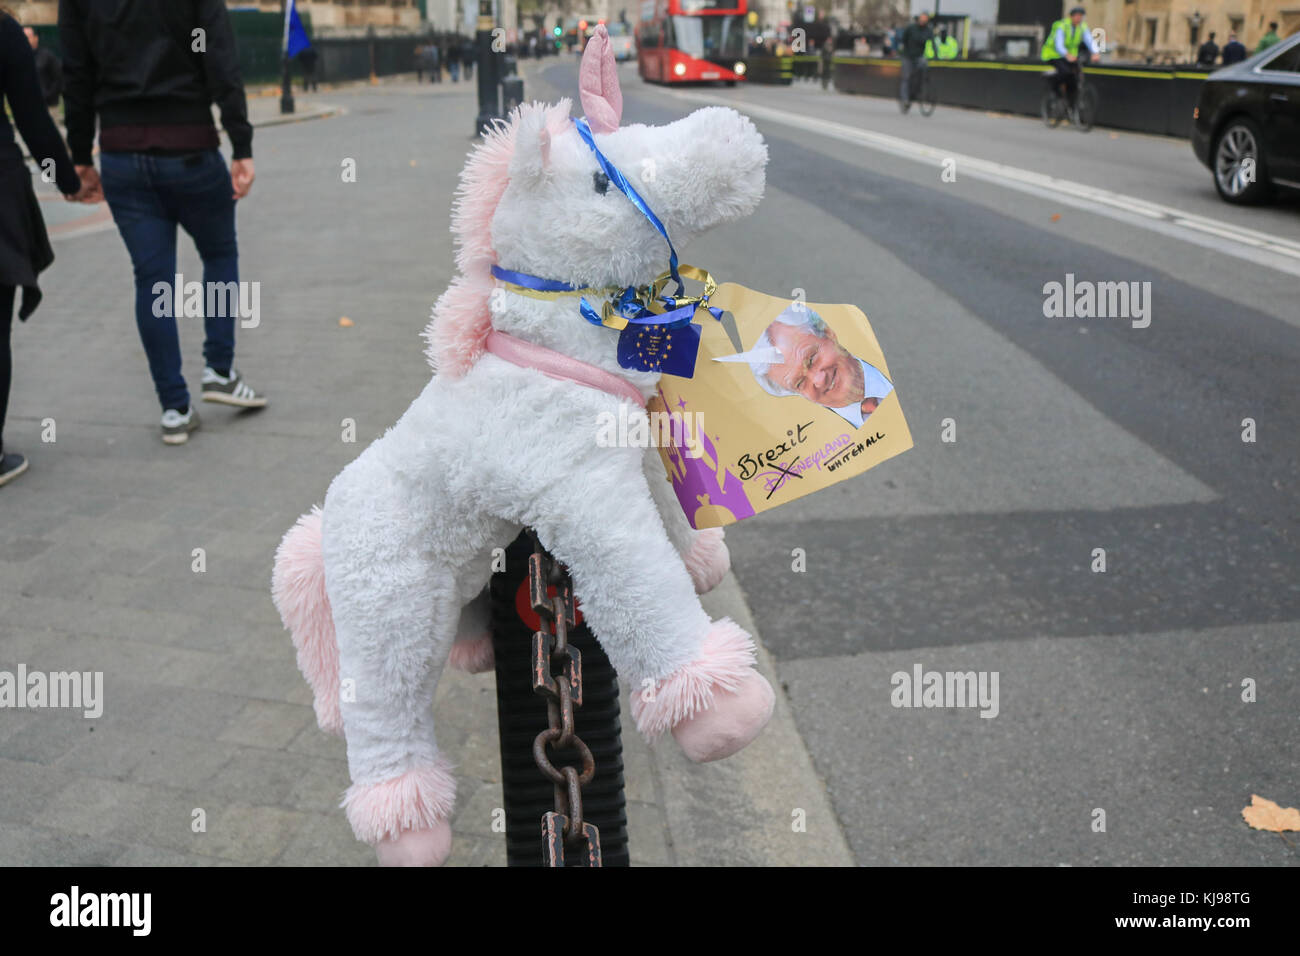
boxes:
[617,321,701,377]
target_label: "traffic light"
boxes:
[579,20,588,31]
[553,26,562,36]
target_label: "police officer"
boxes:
[925,27,959,59]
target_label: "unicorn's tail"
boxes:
[272,506,344,736]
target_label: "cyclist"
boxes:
[898,12,934,112]
[1041,6,1098,112]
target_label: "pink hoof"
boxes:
[344,760,456,858]
[630,618,773,761]
[375,821,453,867]
[683,527,729,594]
[670,670,774,763]
[448,632,495,673]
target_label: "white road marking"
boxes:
[665,88,1300,278]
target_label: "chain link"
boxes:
[527,531,602,867]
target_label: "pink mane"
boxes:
[424,100,573,377]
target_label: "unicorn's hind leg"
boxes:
[642,446,730,594]
[448,588,495,674]
[321,492,460,866]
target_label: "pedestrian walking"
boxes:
[446,34,461,82]
[59,0,267,446]
[22,25,60,106]
[1196,31,1219,67]
[462,36,475,81]
[297,44,318,91]
[1255,21,1281,54]
[1221,32,1247,64]
[1,8,92,486]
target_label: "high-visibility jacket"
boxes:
[1041,19,1089,60]
[926,36,960,59]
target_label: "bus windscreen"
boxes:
[669,14,746,59]
[678,0,745,10]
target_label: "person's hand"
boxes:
[1066,53,1078,62]
[70,165,103,203]
[231,158,255,200]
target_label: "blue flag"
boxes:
[284,0,311,58]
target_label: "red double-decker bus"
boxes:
[636,0,749,85]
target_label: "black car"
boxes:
[1191,33,1300,204]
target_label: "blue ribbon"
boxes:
[574,118,682,291]
[489,264,584,293]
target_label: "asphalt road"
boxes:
[529,58,1300,865]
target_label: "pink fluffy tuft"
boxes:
[343,758,458,846]
[271,507,343,736]
[629,618,757,738]
[683,527,730,594]
[424,99,573,376]
[447,632,495,674]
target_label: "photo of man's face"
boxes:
[766,320,870,411]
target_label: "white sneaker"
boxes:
[161,407,200,445]
[201,367,268,408]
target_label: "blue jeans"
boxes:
[900,56,926,105]
[100,150,239,411]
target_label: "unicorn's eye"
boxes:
[593,171,610,195]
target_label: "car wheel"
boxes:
[1213,117,1271,204]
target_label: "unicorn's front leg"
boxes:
[321,484,459,866]
[529,444,773,762]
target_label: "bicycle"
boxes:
[899,61,938,116]
[1041,62,1097,131]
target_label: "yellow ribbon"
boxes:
[594,264,719,332]
[495,264,719,334]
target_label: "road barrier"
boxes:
[746,54,825,85]
[827,57,1209,138]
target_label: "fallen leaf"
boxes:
[410,160,418,167]
[1242,794,1300,832]
[338,317,354,327]
[1050,213,1062,222]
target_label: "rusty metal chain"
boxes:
[527,531,602,867]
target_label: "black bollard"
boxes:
[474,3,499,135]
[489,532,630,867]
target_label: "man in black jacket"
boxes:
[1221,32,1247,64]
[897,13,933,112]
[59,0,267,446]
[1196,32,1219,67]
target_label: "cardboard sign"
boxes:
[649,283,912,529]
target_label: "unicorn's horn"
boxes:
[714,346,785,365]
[580,23,622,134]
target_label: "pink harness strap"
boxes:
[484,330,647,408]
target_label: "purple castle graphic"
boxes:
[657,386,755,528]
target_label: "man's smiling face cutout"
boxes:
[766,319,866,409]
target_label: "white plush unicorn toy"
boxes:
[272,26,772,866]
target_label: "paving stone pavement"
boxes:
[0,74,852,867]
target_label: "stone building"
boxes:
[9,1,422,30]
[1069,0,1294,62]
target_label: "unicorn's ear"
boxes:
[579,24,622,134]
[509,109,552,187]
